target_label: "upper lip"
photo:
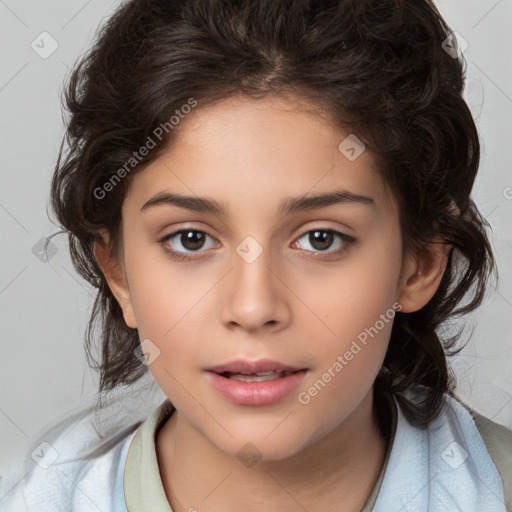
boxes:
[207,359,305,374]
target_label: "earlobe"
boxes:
[397,241,452,313]
[93,232,137,329]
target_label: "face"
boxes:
[97,93,444,461]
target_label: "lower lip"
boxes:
[207,370,307,406]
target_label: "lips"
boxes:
[206,359,308,406]
[222,370,294,382]
[207,359,303,374]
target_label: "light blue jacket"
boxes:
[1,389,511,511]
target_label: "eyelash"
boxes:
[158,227,356,262]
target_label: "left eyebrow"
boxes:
[140,189,375,216]
[278,189,375,216]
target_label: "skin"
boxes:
[95,93,451,512]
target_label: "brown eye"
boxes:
[177,230,207,250]
[294,229,356,257]
[160,228,218,260]
[308,230,335,251]
[294,229,355,254]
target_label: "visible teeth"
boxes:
[226,371,291,382]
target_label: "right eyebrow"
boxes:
[141,191,228,216]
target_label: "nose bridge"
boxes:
[220,234,289,330]
[233,234,277,298]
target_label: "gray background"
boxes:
[1,0,511,495]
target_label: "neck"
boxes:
[156,388,389,512]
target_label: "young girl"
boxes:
[2,0,511,510]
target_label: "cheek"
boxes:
[297,238,402,341]
[295,293,394,437]
[124,237,207,336]
[121,241,211,399]
[291,235,401,404]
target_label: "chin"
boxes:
[208,422,315,464]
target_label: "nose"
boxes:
[219,241,291,333]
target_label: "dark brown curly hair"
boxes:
[49,0,496,429]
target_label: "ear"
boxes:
[93,231,137,328]
[397,240,453,313]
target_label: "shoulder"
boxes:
[467,405,512,506]
[1,417,139,512]
[372,388,511,511]
[441,392,512,509]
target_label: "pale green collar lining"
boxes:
[124,399,176,512]
[123,394,398,512]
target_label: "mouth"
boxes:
[207,358,304,375]
[218,370,297,382]
[206,359,308,406]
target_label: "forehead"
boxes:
[123,93,397,217]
